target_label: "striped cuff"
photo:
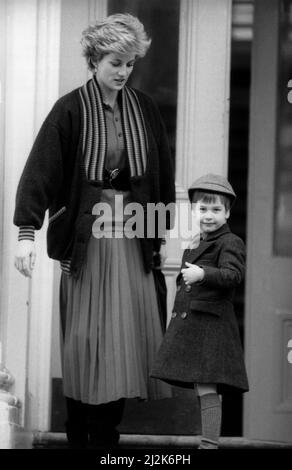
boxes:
[18,226,35,241]
[60,259,72,275]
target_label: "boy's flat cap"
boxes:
[188,173,236,203]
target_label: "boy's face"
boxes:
[193,195,230,236]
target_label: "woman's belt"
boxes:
[102,168,131,191]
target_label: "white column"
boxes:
[88,0,107,21]
[59,0,108,96]
[1,0,61,441]
[2,0,38,430]
[176,0,232,190]
[27,0,61,433]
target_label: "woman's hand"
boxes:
[181,262,204,285]
[152,245,167,270]
[159,244,167,268]
[14,240,36,278]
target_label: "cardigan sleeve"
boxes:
[18,226,35,241]
[13,106,66,231]
[200,236,246,289]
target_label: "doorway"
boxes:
[50,1,252,438]
[223,37,251,436]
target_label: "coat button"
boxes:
[171,312,177,319]
[184,285,192,293]
[181,312,188,319]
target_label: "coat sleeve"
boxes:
[13,104,66,231]
[199,236,245,289]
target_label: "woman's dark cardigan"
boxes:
[13,86,176,278]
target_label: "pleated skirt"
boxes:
[59,208,171,405]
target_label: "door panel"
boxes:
[245,0,292,442]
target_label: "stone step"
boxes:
[33,432,292,450]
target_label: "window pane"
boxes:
[274,0,292,255]
[108,0,179,165]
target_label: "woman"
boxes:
[14,13,175,448]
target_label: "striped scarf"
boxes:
[79,75,148,181]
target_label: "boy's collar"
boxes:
[185,224,231,264]
[201,223,230,242]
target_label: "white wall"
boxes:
[1,0,61,430]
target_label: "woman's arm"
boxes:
[13,100,68,276]
[13,116,65,231]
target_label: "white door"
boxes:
[245,0,292,442]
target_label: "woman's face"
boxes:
[95,52,136,96]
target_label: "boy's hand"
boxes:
[181,262,205,285]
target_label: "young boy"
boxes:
[151,173,249,449]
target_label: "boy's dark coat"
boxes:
[151,224,249,394]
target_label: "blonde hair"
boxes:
[81,13,151,71]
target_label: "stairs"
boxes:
[33,432,292,450]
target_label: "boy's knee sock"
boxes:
[199,393,222,449]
